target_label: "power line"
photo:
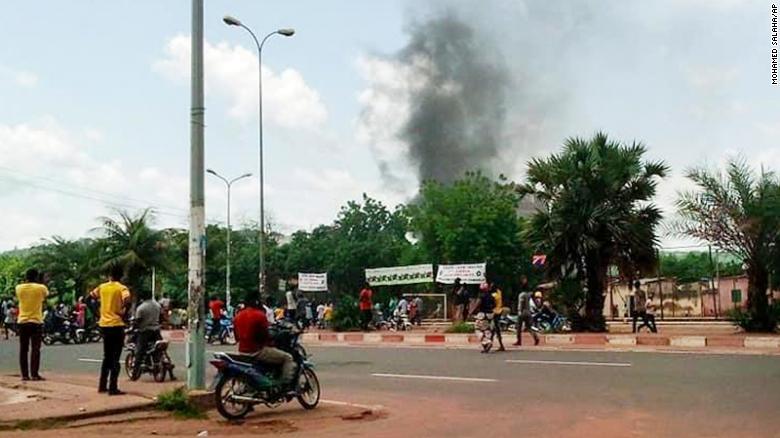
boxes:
[0,171,226,226]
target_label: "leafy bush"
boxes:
[728,303,780,333]
[156,386,205,419]
[445,322,474,333]
[331,295,362,332]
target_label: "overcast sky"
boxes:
[0,0,777,252]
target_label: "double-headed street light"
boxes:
[223,15,295,299]
[207,168,252,310]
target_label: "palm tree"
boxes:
[520,132,668,331]
[676,160,780,331]
[95,209,168,297]
[29,236,100,300]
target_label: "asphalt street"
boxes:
[1,339,778,437]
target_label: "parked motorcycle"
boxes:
[206,317,236,345]
[498,314,518,333]
[209,320,320,420]
[534,313,572,333]
[388,310,413,332]
[124,326,175,382]
[42,312,74,345]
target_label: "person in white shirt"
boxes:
[285,289,297,321]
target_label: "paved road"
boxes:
[1,339,778,437]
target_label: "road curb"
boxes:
[304,332,780,353]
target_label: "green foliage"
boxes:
[676,160,780,331]
[445,322,474,333]
[727,302,779,333]
[0,254,26,297]
[156,386,205,419]
[660,252,743,284]
[330,295,361,332]
[521,132,668,331]
[407,171,529,289]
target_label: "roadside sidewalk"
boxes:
[0,372,178,427]
[298,332,780,355]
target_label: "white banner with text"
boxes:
[298,273,328,292]
[365,264,434,286]
[436,263,487,284]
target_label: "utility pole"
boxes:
[187,0,206,390]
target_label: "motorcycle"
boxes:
[474,312,493,353]
[124,326,175,382]
[498,314,518,333]
[43,313,74,345]
[387,310,413,332]
[209,320,320,420]
[206,317,236,345]
[533,312,572,333]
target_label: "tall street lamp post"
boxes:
[207,169,252,310]
[223,15,294,299]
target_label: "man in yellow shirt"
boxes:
[90,264,131,395]
[491,282,506,352]
[16,268,48,381]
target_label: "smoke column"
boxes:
[398,14,509,184]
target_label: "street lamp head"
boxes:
[277,28,295,37]
[223,15,242,26]
[241,173,253,178]
[206,168,217,175]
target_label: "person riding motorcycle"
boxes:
[133,290,163,379]
[234,300,296,391]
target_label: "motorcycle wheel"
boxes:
[125,352,137,380]
[296,368,320,410]
[42,335,53,346]
[215,375,253,420]
[153,362,165,382]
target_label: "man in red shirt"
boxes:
[208,296,224,343]
[234,301,295,388]
[358,283,373,331]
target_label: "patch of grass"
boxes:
[156,386,206,420]
[0,418,64,431]
[444,322,474,333]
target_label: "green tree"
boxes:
[676,160,780,331]
[407,172,528,290]
[521,133,668,331]
[96,209,169,298]
[660,251,743,284]
[0,254,27,297]
[29,237,100,300]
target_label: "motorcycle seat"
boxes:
[226,353,255,364]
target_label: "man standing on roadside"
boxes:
[16,268,48,381]
[90,264,130,395]
[285,287,298,321]
[359,282,373,331]
[514,276,539,346]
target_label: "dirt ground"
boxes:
[0,402,385,437]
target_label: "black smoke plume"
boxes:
[399,14,509,184]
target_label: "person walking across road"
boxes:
[638,292,658,333]
[514,277,539,346]
[3,298,15,339]
[90,264,131,395]
[359,283,373,331]
[490,282,506,352]
[16,268,48,381]
[631,281,647,334]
